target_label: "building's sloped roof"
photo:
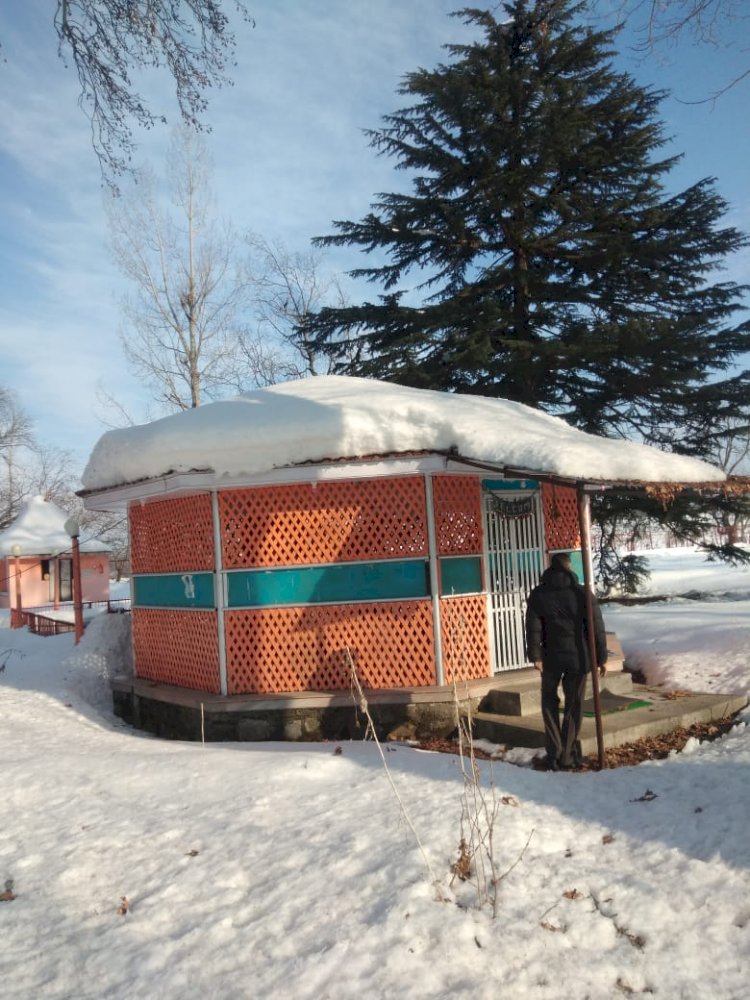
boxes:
[81,375,725,493]
[0,496,110,556]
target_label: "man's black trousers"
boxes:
[540,660,588,767]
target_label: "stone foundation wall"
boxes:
[112,687,481,744]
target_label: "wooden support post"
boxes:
[12,552,23,629]
[71,535,84,645]
[576,486,606,769]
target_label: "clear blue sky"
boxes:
[1,0,748,476]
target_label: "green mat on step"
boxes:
[581,691,652,717]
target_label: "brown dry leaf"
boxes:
[450,838,473,883]
[626,931,646,950]
[0,889,16,902]
[602,833,615,845]
[117,895,129,916]
[563,888,584,900]
[500,795,519,807]
[541,921,562,932]
[185,849,199,857]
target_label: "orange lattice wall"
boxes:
[132,609,221,692]
[225,601,436,693]
[128,474,496,694]
[219,478,428,568]
[542,483,580,552]
[432,475,483,555]
[130,495,214,573]
[440,596,491,683]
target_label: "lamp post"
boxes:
[10,543,22,629]
[64,518,84,644]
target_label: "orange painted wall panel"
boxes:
[432,475,484,556]
[225,600,437,694]
[132,608,221,693]
[542,482,581,552]
[219,477,429,568]
[130,495,214,574]
[440,596,491,683]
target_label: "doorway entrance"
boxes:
[483,482,546,671]
[59,558,73,602]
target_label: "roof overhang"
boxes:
[78,450,747,513]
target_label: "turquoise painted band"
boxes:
[133,572,215,609]
[226,559,430,608]
[482,478,539,491]
[132,555,487,610]
[441,556,483,596]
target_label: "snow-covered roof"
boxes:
[0,496,110,557]
[81,375,724,493]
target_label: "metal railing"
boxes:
[13,598,131,637]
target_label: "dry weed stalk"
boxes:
[444,614,500,914]
[344,647,447,902]
[453,687,502,914]
[447,614,534,917]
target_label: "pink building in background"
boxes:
[0,496,110,613]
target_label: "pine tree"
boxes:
[309,1,749,447]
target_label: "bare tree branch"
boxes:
[603,0,750,98]
[244,233,353,379]
[0,388,36,529]
[0,389,87,532]
[51,0,253,184]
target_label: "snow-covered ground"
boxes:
[2,548,749,999]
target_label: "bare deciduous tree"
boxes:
[236,234,359,389]
[0,388,35,529]
[704,415,750,544]
[109,128,251,411]
[0,388,88,534]
[50,0,253,182]
[609,0,750,98]
[709,417,750,476]
[632,0,747,46]
[244,235,348,377]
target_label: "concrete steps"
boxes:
[469,634,748,753]
[480,668,633,717]
[478,633,629,718]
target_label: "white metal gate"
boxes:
[483,487,545,672]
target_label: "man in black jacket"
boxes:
[525,552,608,770]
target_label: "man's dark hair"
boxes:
[550,552,572,572]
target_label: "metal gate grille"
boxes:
[483,490,545,671]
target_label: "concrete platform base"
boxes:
[110,674,499,743]
[110,669,747,750]
[472,675,748,754]
[109,636,747,747]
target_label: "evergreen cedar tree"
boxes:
[308,0,749,449]
[306,0,750,588]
